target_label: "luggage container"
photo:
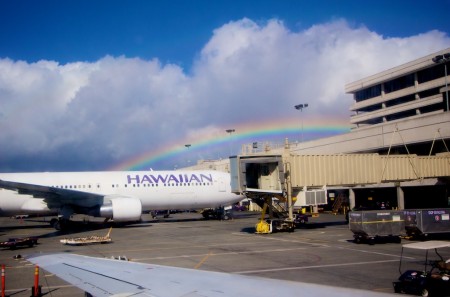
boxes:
[404,208,450,239]
[349,210,405,244]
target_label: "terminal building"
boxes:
[190,48,450,211]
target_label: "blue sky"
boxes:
[2,0,449,67]
[0,0,449,172]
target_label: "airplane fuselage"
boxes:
[0,170,243,218]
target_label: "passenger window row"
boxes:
[52,182,212,190]
[53,184,99,189]
[124,183,212,188]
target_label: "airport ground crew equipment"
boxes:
[252,195,296,234]
[31,265,41,297]
[393,241,450,296]
[254,196,295,234]
[404,208,450,239]
[0,237,38,249]
[201,206,233,220]
[60,227,112,245]
[349,210,405,244]
[255,203,270,234]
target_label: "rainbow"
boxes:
[110,116,350,171]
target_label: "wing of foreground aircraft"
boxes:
[0,178,107,229]
[0,179,103,208]
[28,253,396,297]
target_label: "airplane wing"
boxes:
[28,253,397,297]
[0,179,103,208]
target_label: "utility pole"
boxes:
[185,144,191,166]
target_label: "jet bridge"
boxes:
[230,155,284,195]
[230,155,295,232]
[230,152,450,233]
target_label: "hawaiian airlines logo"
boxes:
[126,173,213,185]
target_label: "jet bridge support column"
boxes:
[396,184,405,210]
[284,140,294,222]
[349,189,356,210]
[285,162,294,221]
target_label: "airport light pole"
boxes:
[294,104,308,142]
[225,129,235,156]
[185,144,191,166]
[432,53,450,112]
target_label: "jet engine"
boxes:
[99,197,142,221]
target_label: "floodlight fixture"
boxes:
[294,103,308,111]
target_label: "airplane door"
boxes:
[258,163,280,191]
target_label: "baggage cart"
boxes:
[404,208,450,239]
[349,210,405,244]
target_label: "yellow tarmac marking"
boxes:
[194,251,212,269]
[361,220,404,224]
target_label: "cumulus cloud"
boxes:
[0,19,449,171]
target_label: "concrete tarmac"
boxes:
[0,212,449,296]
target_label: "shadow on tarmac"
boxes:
[1,211,257,238]
[240,218,349,234]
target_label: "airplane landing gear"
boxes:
[50,217,70,231]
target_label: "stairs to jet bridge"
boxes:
[247,193,297,234]
[249,194,288,219]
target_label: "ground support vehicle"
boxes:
[349,210,405,244]
[60,227,112,245]
[393,241,450,296]
[254,202,295,234]
[293,213,310,227]
[255,219,295,233]
[201,206,233,220]
[404,209,450,239]
[0,237,38,249]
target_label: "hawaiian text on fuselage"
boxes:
[127,173,213,185]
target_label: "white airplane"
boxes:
[0,170,243,229]
[28,253,398,297]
